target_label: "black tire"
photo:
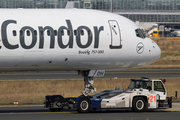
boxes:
[49,108,62,112]
[77,97,91,113]
[132,97,147,112]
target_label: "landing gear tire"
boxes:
[132,97,146,112]
[49,108,62,112]
[78,97,91,113]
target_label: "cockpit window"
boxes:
[135,29,146,39]
[140,29,147,38]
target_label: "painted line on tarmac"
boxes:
[0,105,44,108]
[0,73,77,76]
[89,71,179,74]
[0,110,180,115]
[165,110,180,112]
[0,111,78,115]
[0,76,179,82]
[171,106,180,108]
[0,71,180,76]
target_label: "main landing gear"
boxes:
[80,71,96,96]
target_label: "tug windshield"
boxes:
[128,80,152,90]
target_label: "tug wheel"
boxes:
[132,97,146,112]
[78,97,91,113]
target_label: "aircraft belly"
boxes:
[21,51,44,66]
[0,57,135,72]
[0,48,141,72]
[0,56,10,67]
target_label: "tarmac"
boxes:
[0,103,180,120]
[0,102,180,111]
[164,102,180,111]
[0,69,180,80]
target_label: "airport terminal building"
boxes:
[1,0,180,31]
[0,0,180,23]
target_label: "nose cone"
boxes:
[153,41,161,60]
[144,38,161,65]
[146,39,161,65]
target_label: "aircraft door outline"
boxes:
[108,20,122,49]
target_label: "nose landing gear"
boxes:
[80,71,96,96]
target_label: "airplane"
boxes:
[0,9,161,96]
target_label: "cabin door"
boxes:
[108,20,122,49]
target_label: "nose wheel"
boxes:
[80,71,96,96]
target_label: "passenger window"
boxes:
[40,30,44,36]
[27,30,30,36]
[154,81,165,92]
[74,30,77,36]
[47,30,50,36]
[13,30,16,36]
[54,30,57,36]
[20,30,24,36]
[61,30,64,36]
[67,30,71,36]
[34,30,37,36]
[81,30,84,35]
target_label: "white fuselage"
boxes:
[0,9,161,72]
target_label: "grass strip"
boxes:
[0,78,179,104]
